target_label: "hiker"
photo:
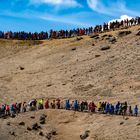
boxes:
[80,101,84,112]
[0,104,5,115]
[56,98,61,109]
[45,99,49,109]
[97,102,101,112]
[105,103,110,114]
[122,102,128,116]
[10,104,15,116]
[51,100,56,109]
[5,104,10,115]
[110,104,114,115]
[22,102,27,112]
[16,103,22,113]
[38,99,44,110]
[90,102,96,112]
[115,102,120,115]
[101,102,106,112]
[65,100,70,110]
[74,100,78,111]
[134,105,138,117]
[129,106,133,116]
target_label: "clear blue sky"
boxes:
[0,0,140,32]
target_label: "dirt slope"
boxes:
[0,25,140,140]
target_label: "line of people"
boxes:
[0,99,138,118]
[0,17,140,40]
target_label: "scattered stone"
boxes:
[100,45,110,50]
[40,114,47,120]
[120,122,124,125]
[27,127,32,131]
[125,117,129,120]
[137,123,140,126]
[118,30,131,37]
[92,43,95,46]
[40,119,45,124]
[80,130,90,140]
[76,37,83,41]
[46,133,52,140]
[30,116,35,119]
[109,37,117,44]
[95,54,101,58]
[7,122,10,126]
[90,34,99,38]
[10,113,16,118]
[9,131,15,136]
[37,125,42,129]
[19,122,25,126]
[136,31,140,36]
[102,34,108,38]
[32,123,39,130]
[94,36,100,40]
[108,34,113,37]
[39,131,44,136]
[19,66,24,70]
[47,84,52,87]
[50,129,57,135]
[71,48,76,51]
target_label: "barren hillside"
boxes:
[0,25,140,140]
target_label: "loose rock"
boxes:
[19,122,25,126]
[90,34,99,38]
[100,45,110,50]
[80,130,90,140]
[136,31,140,36]
[39,131,44,136]
[118,30,131,37]
[32,123,39,130]
[71,48,76,51]
[27,127,32,131]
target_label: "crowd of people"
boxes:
[0,17,140,40]
[0,98,139,118]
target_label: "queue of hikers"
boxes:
[0,17,140,40]
[0,99,138,118]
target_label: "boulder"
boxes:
[27,127,32,131]
[46,133,52,140]
[30,116,35,119]
[32,123,39,130]
[9,131,15,136]
[90,34,99,38]
[76,37,83,41]
[19,122,25,126]
[118,30,131,37]
[40,119,45,124]
[19,66,24,70]
[80,130,90,140]
[7,122,10,126]
[71,48,76,51]
[39,131,44,136]
[136,31,140,36]
[120,122,124,125]
[100,45,110,50]
[109,37,117,44]
[94,36,100,40]
[95,54,101,58]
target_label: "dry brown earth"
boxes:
[0,25,140,140]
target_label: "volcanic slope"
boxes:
[0,26,140,103]
[0,25,140,140]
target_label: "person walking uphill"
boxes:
[134,105,138,117]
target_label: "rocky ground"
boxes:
[0,25,140,140]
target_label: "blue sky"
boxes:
[0,0,140,32]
